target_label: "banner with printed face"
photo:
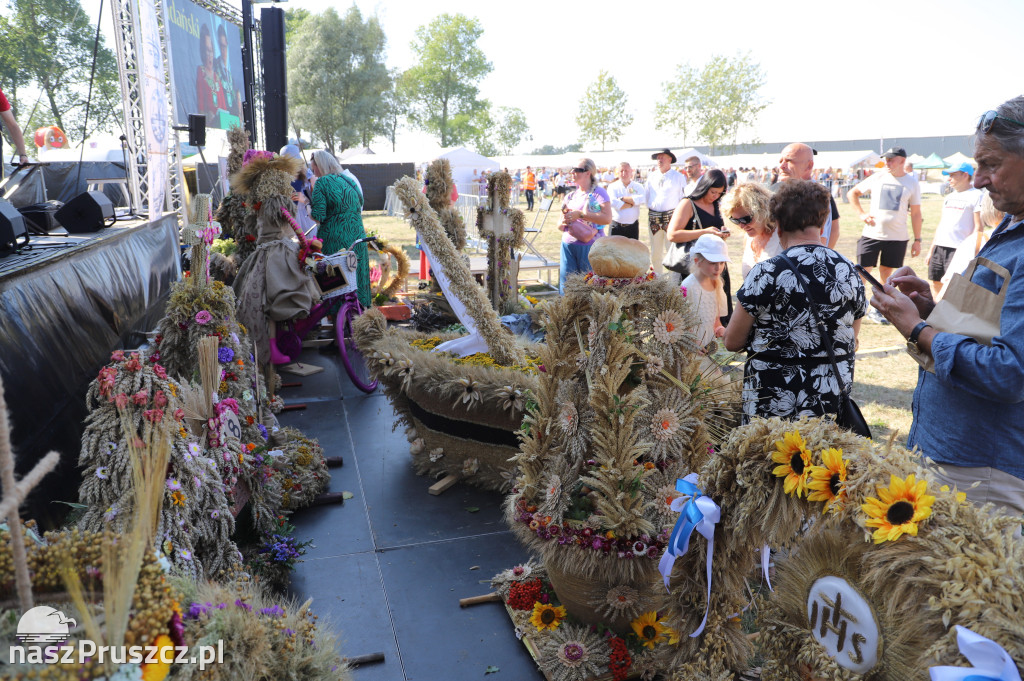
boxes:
[163,0,244,131]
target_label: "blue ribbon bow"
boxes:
[658,473,720,637]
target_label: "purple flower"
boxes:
[257,423,268,440]
[260,605,285,617]
[218,347,235,363]
[235,599,252,612]
[195,310,213,324]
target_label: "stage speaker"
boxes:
[261,7,288,152]
[188,113,206,148]
[0,198,29,251]
[55,191,114,233]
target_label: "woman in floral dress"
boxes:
[723,180,867,421]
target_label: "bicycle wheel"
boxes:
[336,301,378,394]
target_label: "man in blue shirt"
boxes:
[870,95,1024,516]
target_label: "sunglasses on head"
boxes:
[980,110,1024,134]
[729,215,753,225]
[570,167,587,173]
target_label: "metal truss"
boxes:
[109,0,264,220]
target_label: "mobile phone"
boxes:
[854,264,885,289]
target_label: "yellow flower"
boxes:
[862,474,935,543]
[806,447,848,511]
[170,490,186,507]
[662,620,680,645]
[940,484,968,504]
[141,634,174,681]
[630,611,667,649]
[529,602,567,632]
[771,431,813,497]
[167,383,177,398]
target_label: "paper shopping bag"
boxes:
[911,257,1009,373]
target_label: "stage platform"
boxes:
[0,214,181,523]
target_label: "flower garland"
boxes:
[491,563,667,681]
[583,271,657,288]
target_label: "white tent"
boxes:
[943,151,974,167]
[437,147,499,187]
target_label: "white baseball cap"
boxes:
[690,234,729,262]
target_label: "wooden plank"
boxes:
[301,337,334,348]
[428,474,460,495]
[280,362,324,376]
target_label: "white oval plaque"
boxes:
[806,575,880,674]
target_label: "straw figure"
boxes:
[655,416,1024,681]
[476,171,526,314]
[506,262,732,652]
[231,151,320,368]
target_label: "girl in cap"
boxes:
[680,234,730,347]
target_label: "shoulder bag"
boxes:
[662,199,701,273]
[777,251,872,439]
[565,189,599,242]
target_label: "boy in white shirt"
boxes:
[927,162,983,294]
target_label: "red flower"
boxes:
[110,350,125,362]
[124,357,142,372]
[245,234,256,242]
[132,390,149,406]
[143,409,164,423]
[153,390,168,408]
[114,393,129,409]
[506,578,544,611]
[153,364,168,380]
[173,408,185,421]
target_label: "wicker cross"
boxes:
[183,194,221,289]
[478,173,521,314]
[0,373,60,612]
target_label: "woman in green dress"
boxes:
[310,149,371,309]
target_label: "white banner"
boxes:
[139,0,168,215]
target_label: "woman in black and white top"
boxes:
[724,180,867,422]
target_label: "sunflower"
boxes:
[771,430,813,497]
[630,611,667,649]
[530,602,567,632]
[862,474,935,543]
[806,447,848,511]
[141,634,174,681]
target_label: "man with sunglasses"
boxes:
[683,156,703,195]
[869,97,1024,516]
[645,148,685,275]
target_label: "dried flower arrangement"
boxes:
[505,271,732,666]
[353,310,538,491]
[171,572,350,681]
[476,171,526,314]
[392,176,524,366]
[154,195,329,535]
[370,236,411,306]
[77,351,239,578]
[213,126,255,264]
[654,416,1024,681]
[490,561,672,681]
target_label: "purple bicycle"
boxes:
[274,236,379,393]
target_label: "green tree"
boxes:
[287,6,389,153]
[284,8,311,45]
[402,13,492,147]
[0,0,121,141]
[654,63,698,146]
[659,53,768,153]
[468,106,497,157]
[494,106,530,155]
[380,70,411,152]
[577,70,632,151]
[531,143,581,155]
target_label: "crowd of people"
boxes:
[545,96,1024,516]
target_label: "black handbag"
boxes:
[777,251,872,439]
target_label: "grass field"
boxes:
[362,187,948,442]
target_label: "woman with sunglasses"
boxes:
[722,182,781,278]
[558,157,611,293]
[665,168,733,320]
